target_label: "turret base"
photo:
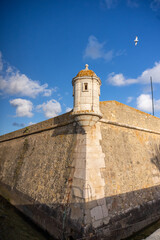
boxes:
[72,111,102,132]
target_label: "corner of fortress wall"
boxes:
[0,101,160,239]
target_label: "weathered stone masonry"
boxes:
[99,101,160,239]
[0,65,160,239]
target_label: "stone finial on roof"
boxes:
[85,64,89,70]
[75,64,98,78]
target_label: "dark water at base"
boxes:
[126,219,160,240]
[0,196,55,240]
[0,195,160,240]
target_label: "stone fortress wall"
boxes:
[99,101,160,239]
[0,112,77,238]
[0,101,160,239]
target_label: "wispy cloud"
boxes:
[84,35,125,62]
[102,0,160,12]
[37,99,61,118]
[102,0,160,11]
[126,0,139,8]
[84,36,113,61]
[150,0,160,11]
[107,62,160,86]
[0,52,3,71]
[28,122,36,126]
[127,96,133,103]
[0,52,55,98]
[102,0,139,9]
[115,49,127,57]
[103,0,118,9]
[10,98,33,117]
[137,94,160,113]
[13,122,25,127]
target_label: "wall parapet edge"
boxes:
[0,111,74,143]
[100,119,160,135]
[100,101,160,133]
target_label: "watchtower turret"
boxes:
[72,64,102,131]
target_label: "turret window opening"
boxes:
[83,83,89,92]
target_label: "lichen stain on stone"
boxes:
[135,131,148,145]
[76,69,96,77]
[13,138,29,186]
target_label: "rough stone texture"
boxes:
[0,113,80,239]
[0,101,160,239]
[98,101,160,239]
[100,101,160,132]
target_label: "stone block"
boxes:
[92,219,103,228]
[75,156,86,168]
[102,204,108,218]
[83,186,96,199]
[95,187,105,198]
[73,177,84,189]
[84,209,92,224]
[97,198,106,206]
[72,186,83,198]
[91,206,103,221]
[86,157,105,169]
[86,199,98,210]
[71,205,83,220]
[103,217,110,225]
[74,168,85,180]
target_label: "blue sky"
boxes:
[0,0,160,135]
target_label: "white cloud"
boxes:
[138,62,160,84]
[0,52,55,98]
[37,99,61,118]
[66,107,72,112]
[43,89,53,97]
[84,36,114,61]
[137,94,152,112]
[107,62,160,86]
[10,98,33,117]
[0,71,53,98]
[108,72,137,86]
[137,94,160,113]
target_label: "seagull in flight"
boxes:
[134,36,138,46]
